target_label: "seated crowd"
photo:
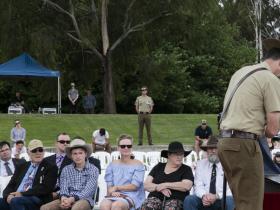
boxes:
[0,133,235,210]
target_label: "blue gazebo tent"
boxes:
[0,53,61,113]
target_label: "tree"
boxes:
[42,0,170,113]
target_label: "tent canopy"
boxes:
[0,53,60,77]
[0,53,61,113]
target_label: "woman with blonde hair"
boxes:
[100,134,145,210]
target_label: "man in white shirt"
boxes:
[183,136,234,210]
[11,140,27,159]
[92,128,111,153]
[0,141,25,176]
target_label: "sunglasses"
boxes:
[58,140,71,144]
[141,89,147,91]
[31,148,44,153]
[119,145,132,149]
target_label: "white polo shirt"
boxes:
[92,130,109,145]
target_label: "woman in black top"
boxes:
[141,141,194,210]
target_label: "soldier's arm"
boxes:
[266,112,280,138]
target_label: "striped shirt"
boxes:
[59,161,99,207]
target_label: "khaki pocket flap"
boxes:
[222,144,240,152]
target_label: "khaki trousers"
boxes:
[218,138,264,210]
[40,199,91,210]
[138,113,152,144]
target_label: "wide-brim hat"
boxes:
[161,141,191,158]
[263,38,280,51]
[200,136,219,151]
[65,138,92,159]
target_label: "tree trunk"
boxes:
[102,53,116,114]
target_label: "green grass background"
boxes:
[0,114,218,146]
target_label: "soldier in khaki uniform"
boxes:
[218,39,280,210]
[135,86,154,145]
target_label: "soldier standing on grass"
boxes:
[135,86,154,145]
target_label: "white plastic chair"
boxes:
[19,152,30,161]
[95,170,107,208]
[132,151,147,164]
[44,152,55,158]
[0,176,12,198]
[146,151,161,170]
[183,150,197,167]
[199,150,207,160]
[94,151,111,170]
[110,151,120,161]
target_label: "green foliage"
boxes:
[0,0,269,113]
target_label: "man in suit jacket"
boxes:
[44,134,101,199]
[0,141,25,176]
[0,139,58,210]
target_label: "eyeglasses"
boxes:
[30,148,44,153]
[141,89,147,91]
[119,145,133,149]
[57,140,71,144]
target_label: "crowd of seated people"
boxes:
[0,131,236,210]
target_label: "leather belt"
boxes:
[139,112,149,114]
[220,130,258,140]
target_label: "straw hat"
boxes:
[65,138,92,158]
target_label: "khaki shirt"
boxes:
[135,95,154,113]
[221,62,280,135]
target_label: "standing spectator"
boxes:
[11,140,27,159]
[135,86,154,145]
[83,89,96,114]
[10,120,26,146]
[183,136,234,210]
[100,134,145,210]
[92,128,111,153]
[0,141,25,176]
[0,139,58,210]
[194,119,212,158]
[40,138,99,210]
[218,38,280,210]
[68,82,79,114]
[142,141,193,210]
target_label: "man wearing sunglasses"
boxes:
[0,139,58,210]
[135,86,154,145]
[44,133,72,199]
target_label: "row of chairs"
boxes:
[18,150,203,171]
[91,150,203,171]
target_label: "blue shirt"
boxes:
[10,127,26,142]
[83,94,96,109]
[105,162,145,209]
[59,161,99,207]
[17,163,39,192]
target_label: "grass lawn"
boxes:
[0,114,218,146]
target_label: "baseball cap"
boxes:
[28,139,44,151]
[201,119,207,125]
